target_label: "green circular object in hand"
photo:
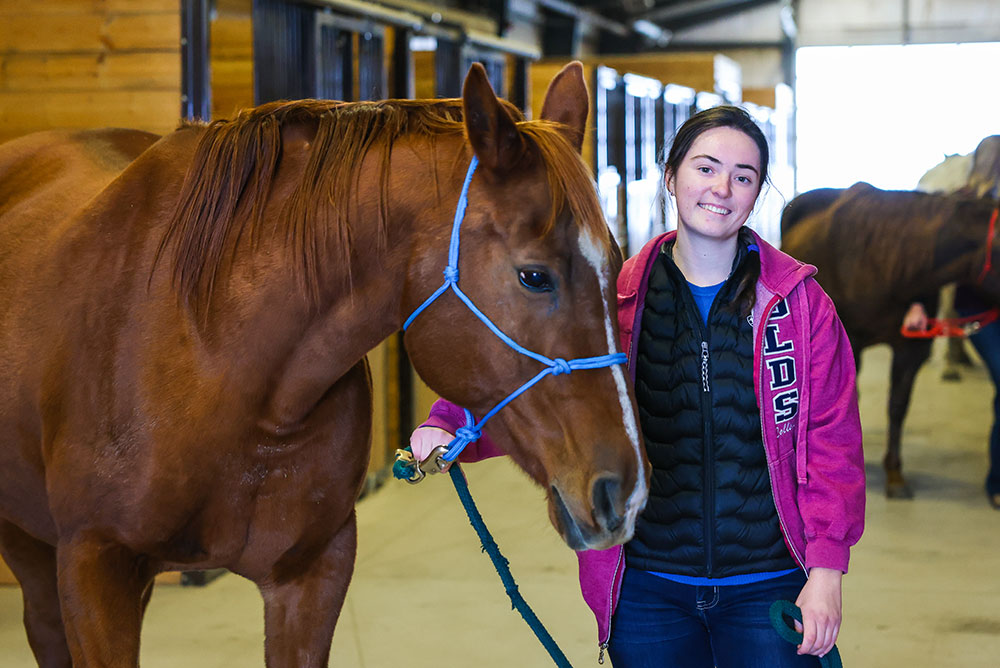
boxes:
[768,599,843,668]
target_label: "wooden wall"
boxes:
[531,60,598,170]
[211,0,254,119]
[0,0,181,145]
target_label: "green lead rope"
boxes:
[769,600,844,668]
[394,447,573,667]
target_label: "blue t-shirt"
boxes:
[688,279,726,325]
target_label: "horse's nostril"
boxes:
[592,474,624,534]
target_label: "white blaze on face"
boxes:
[577,228,647,532]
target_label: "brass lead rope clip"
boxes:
[394,445,450,484]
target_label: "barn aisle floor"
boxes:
[2,343,999,667]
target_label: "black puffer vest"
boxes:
[625,239,796,577]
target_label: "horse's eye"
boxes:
[518,268,555,293]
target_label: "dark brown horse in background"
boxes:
[781,182,1000,498]
[0,62,649,667]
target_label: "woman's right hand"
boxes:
[409,426,456,473]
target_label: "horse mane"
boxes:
[156,98,609,314]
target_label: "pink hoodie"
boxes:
[422,229,866,654]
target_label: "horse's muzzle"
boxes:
[549,474,641,551]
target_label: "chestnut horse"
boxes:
[0,62,649,667]
[781,182,1000,498]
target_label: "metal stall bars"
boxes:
[657,82,696,234]
[253,0,423,102]
[623,72,663,255]
[181,0,212,121]
[596,67,700,256]
[595,66,627,254]
[413,23,538,112]
[742,89,795,248]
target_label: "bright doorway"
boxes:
[795,42,1000,194]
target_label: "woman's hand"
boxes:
[793,567,842,657]
[903,302,929,331]
[409,426,455,473]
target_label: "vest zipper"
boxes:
[701,339,714,576]
[700,341,709,392]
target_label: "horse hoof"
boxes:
[941,368,962,382]
[988,492,1000,510]
[886,482,913,499]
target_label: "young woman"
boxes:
[411,105,866,667]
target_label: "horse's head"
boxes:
[403,63,649,551]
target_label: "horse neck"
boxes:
[919,199,993,290]
[234,133,468,433]
[313,134,467,332]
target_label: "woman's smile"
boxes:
[699,202,732,216]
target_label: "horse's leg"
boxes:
[56,532,154,667]
[941,285,974,380]
[886,340,933,498]
[259,510,358,667]
[0,521,71,668]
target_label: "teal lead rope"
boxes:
[447,464,574,667]
[393,450,573,667]
[769,600,843,668]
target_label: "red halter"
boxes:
[976,206,1000,285]
[901,308,999,339]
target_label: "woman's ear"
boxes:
[665,171,675,196]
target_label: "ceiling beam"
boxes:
[638,0,777,27]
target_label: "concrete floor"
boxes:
[2,343,1000,667]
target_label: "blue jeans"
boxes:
[608,568,820,668]
[961,317,1000,495]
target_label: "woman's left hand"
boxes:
[793,567,843,657]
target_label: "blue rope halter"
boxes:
[401,154,627,465]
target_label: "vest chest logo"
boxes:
[763,299,798,424]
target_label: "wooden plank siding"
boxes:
[0,0,181,144]
[210,0,253,119]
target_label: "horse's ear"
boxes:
[462,63,523,173]
[540,61,588,153]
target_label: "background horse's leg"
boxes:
[260,511,358,668]
[0,521,71,668]
[940,285,974,380]
[56,532,154,667]
[886,340,933,498]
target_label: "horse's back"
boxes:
[0,128,161,228]
[0,128,162,309]
[780,187,845,235]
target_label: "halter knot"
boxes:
[550,358,572,375]
[455,426,482,443]
[444,266,459,283]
